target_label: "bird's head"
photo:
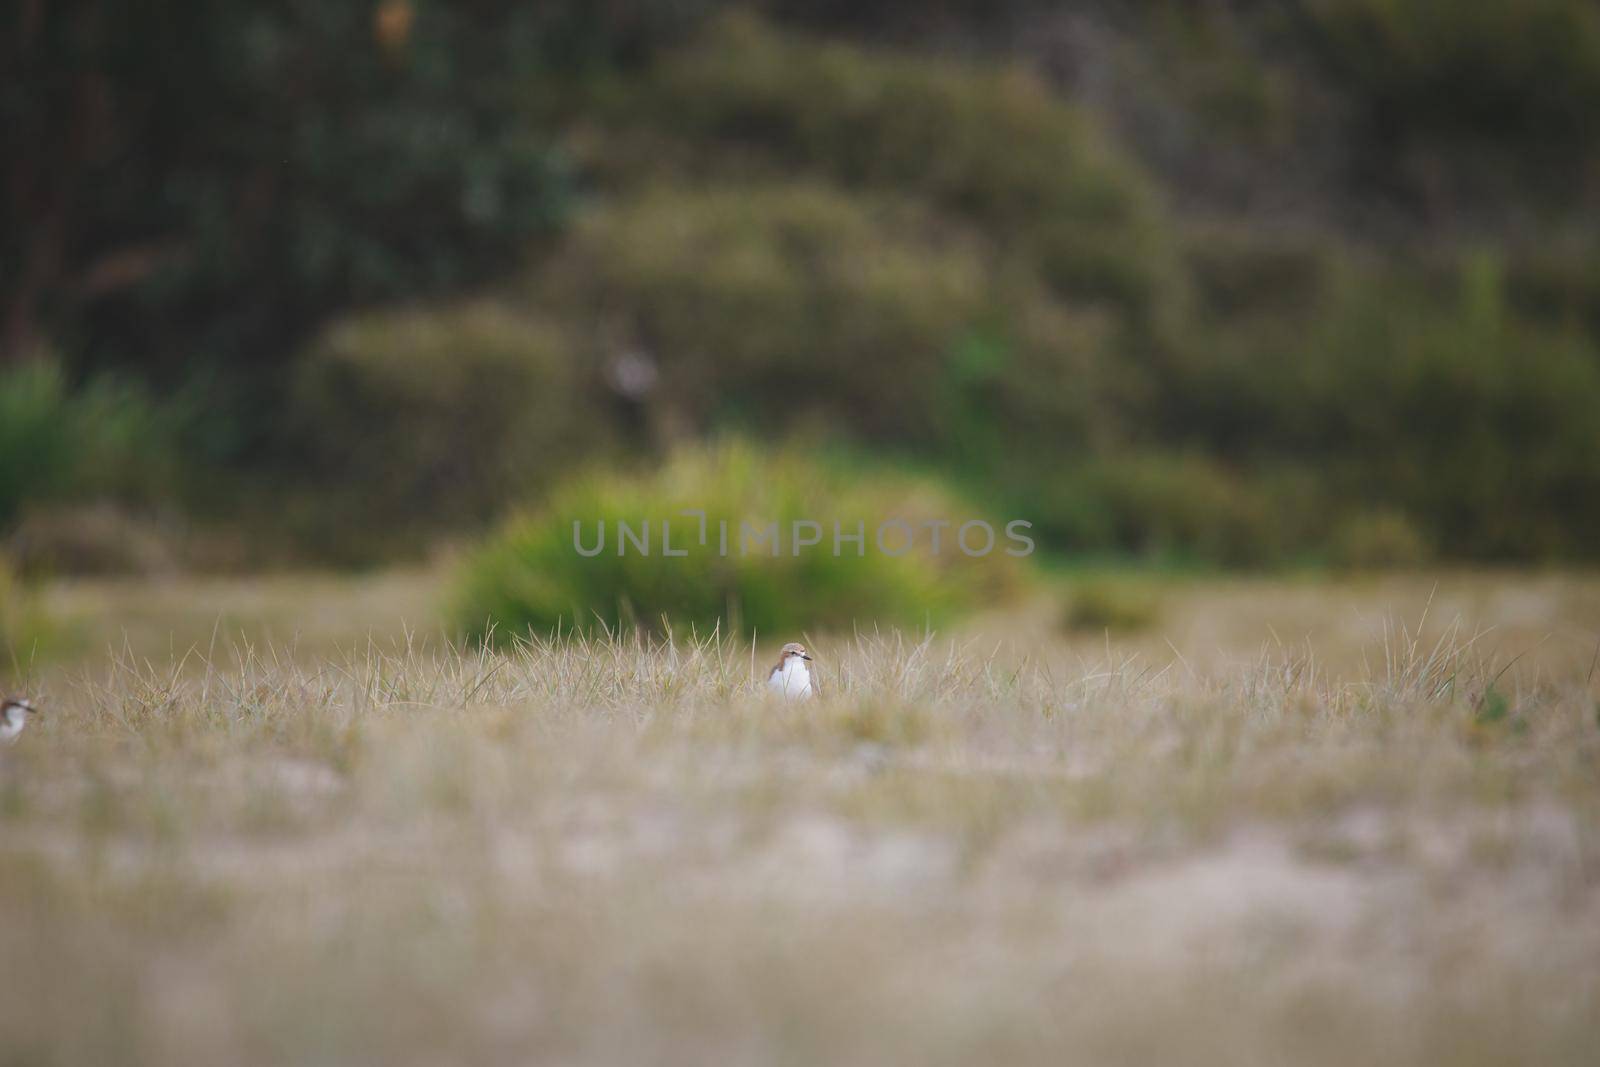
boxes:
[778,642,812,663]
[3,698,36,721]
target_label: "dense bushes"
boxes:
[1309,0,1600,196]
[1167,254,1600,561]
[290,301,614,547]
[12,5,1600,572]
[415,15,1600,569]
[0,555,52,659]
[515,16,1203,556]
[0,361,190,579]
[0,360,182,529]
[537,185,988,444]
[601,13,1184,326]
[284,177,1118,558]
[1019,453,1298,566]
[453,441,1029,641]
[3,0,579,388]
[532,183,1113,454]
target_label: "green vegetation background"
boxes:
[6,0,1600,580]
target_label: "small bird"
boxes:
[767,642,817,699]
[1,698,38,744]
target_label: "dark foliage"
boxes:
[1,1,587,389]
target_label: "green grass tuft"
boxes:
[452,440,1030,642]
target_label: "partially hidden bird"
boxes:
[767,642,817,699]
[1,698,38,744]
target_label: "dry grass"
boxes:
[2,572,1599,1065]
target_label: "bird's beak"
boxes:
[801,653,812,661]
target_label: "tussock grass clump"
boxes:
[452,441,1030,642]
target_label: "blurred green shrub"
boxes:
[1138,247,1600,563]
[0,553,52,660]
[8,503,182,578]
[1062,578,1163,633]
[1329,511,1433,571]
[453,440,1029,641]
[0,360,183,529]
[1310,0,1600,198]
[1145,4,1296,147]
[602,13,1184,325]
[9,2,1596,572]
[1505,249,1600,341]
[288,301,615,554]
[1287,257,1600,559]
[1023,453,1292,566]
[528,161,1600,567]
[1184,225,1332,319]
[538,184,986,443]
[3,1,593,391]
[534,182,1112,456]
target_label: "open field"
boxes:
[3,571,1599,1065]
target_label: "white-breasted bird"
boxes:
[767,642,817,698]
[1,698,38,744]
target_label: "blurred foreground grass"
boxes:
[1,570,1597,1064]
